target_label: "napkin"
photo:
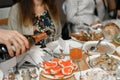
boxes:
[58,38,69,54]
[17,46,45,67]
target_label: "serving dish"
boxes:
[86,54,120,71]
[82,41,116,55]
[75,68,116,80]
[71,29,104,42]
[40,58,77,80]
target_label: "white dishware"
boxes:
[82,41,116,55]
[86,54,120,69]
[41,72,73,80]
[74,68,116,80]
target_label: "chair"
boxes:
[0,7,10,29]
[0,18,8,26]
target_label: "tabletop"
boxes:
[39,40,120,80]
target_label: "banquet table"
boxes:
[39,40,120,80]
[0,38,120,80]
[1,20,120,80]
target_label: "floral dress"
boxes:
[33,10,55,47]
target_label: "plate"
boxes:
[41,71,74,80]
[75,68,116,80]
[0,70,3,80]
[46,39,82,54]
[71,29,103,42]
[40,58,76,80]
[82,41,116,55]
[86,54,120,70]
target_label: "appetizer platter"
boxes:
[40,58,77,79]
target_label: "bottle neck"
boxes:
[24,32,47,47]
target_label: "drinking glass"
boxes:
[69,45,83,61]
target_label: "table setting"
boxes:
[1,20,120,80]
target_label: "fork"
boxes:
[59,49,65,59]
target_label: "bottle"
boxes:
[2,74,8,80]
[0,30,52,60]
[8,68,15,80]
[0,44,12,60]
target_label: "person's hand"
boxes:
[0,29,29,57]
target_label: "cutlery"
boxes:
[90,37,104,51]
[43,49,59,58]
[59,49,65,59]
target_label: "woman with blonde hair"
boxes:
[8,0,61,47]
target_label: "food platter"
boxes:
[71,30,104,42]
[40,58,77,80]
[41,71,74,80]
[82,41,116,55]
[86,54,120,71]
[75,68,116,80]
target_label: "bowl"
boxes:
[82,41,116,55]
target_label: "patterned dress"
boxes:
[33,10,55,47]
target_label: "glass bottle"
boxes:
[2,74,8,80]
[8,68,15,80]
[0,30,52,60]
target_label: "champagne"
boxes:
[0,30,52,60]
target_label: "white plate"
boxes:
[82,41,116,55]
[86,54,120,68]
[46,39,82,54]
[0,70,3,80]
[41,71,73,80]
[75,68,116,80]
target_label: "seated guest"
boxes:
[62,0,100,33]
[116,0,120,18]
[0,29,29,57]
[8,0,61,47]
[107,0,117,19]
